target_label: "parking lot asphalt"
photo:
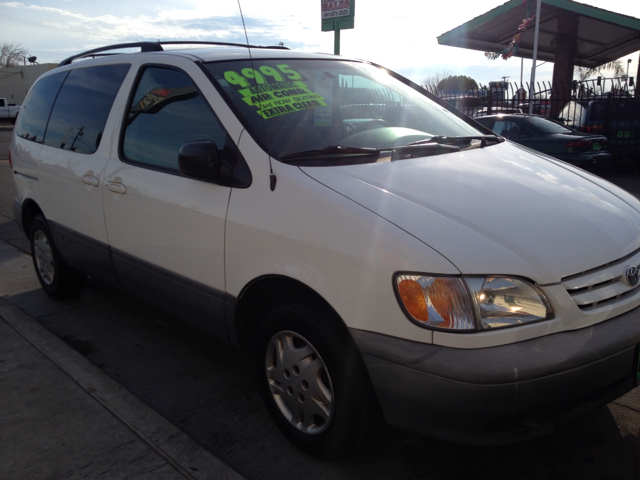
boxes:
[3,119,640,479]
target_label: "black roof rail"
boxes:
[58,41,290,67]
[159,41,289,50]
[58,42,163,66]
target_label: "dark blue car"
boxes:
[474,113,611,169]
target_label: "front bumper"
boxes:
[351,307,640,445]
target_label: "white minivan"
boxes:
[10,42,640,459]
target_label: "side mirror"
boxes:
[178,141,222,182]
[131,87,198,115]
[126,86,199,127]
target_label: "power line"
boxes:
[0,13,68,31]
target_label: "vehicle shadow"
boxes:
[4,276,635,480]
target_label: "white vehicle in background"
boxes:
[9,41,640,459]
[0,98,21,124]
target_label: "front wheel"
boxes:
[253,300,379,459]
[30,215,87,299]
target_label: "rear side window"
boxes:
[474,118,494,129]
[15,71,67,143]
[44,64,130,154]
[122,67,228,171]
[491,120,524,139]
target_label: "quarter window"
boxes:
[122,67,228,172]
[15,71,67,144]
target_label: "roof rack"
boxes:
[58,41,290,67]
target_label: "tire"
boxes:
[30,215,87,299]
[253,299,379,460]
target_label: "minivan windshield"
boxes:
[206,59,485,161]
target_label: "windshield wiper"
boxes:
[408,135,504,147]
[280,143,460,166]
[280,145,381,166]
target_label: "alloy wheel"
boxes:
[33,230,55,285]
[265,331,334,435]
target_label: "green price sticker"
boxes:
[224,67,327,119]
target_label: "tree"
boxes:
[574,59,624,81]
[0,42,28,68]
[423,70,452,93]
[436,75,479,93]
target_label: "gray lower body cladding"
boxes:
[351,307,640,444]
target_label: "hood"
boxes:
[301,142,640,284]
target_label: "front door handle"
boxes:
[82,175,99,187]
[106,182,127,195]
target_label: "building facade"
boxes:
[0,63,57,105]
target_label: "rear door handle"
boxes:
[106,182,127,194]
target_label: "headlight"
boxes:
[395,274,553,331]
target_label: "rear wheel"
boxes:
[30,215,87,299]
[253,299,379,459]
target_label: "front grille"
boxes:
[562,248,640,311]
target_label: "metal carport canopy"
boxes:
[437,0,640,69]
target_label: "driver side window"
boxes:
[122,67,227,171]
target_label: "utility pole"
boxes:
[528,0,542,114]
[637,52,640,97]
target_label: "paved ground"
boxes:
[4,118,640,479]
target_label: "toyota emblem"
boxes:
[624,265,640,287]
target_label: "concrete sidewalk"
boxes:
[0,243,244,480]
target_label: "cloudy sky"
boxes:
[1,0,639,87]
